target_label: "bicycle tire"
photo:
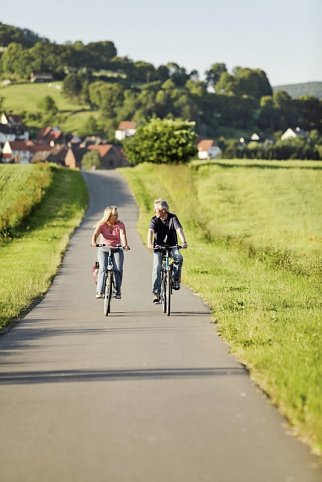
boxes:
[104,271,113,316]
[161,272,167,313]
[166,271,171,316]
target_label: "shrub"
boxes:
[123,117,197,164]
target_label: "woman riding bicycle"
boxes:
[147,199,188,303]
[91,206,130,299]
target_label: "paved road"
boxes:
[0,170,321,482]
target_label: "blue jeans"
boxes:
[152,247,183,294]
[96,248,124,294]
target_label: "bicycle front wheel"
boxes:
[166,272,171,316]
[161,272,167,313]
[104,271,113,316]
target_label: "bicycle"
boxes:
[95,244,124,316]
[154,245,182,316]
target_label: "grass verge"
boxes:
[0,164,52,235]
[0,165,88,329]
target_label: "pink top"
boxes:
[98,221,126,247]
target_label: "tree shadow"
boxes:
[0,366,247,385]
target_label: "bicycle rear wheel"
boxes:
[104,271,113,316]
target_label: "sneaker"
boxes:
[172,280,180,290]
[96,293,104,299]
[153,293,161,303]
[114,292,121,299]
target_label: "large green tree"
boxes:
[215,67,272,99]
[81,150,101,170]
[205,62,227,88]
[0,22,43,48]
[0,42,32,77]
[89,81,125,119]
[62,73,83,99]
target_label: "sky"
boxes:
[1,0,322,86]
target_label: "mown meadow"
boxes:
[0,164,88,328]
[120,159,322,454]
[0,82,96,131]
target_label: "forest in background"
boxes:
[0,22,321,158]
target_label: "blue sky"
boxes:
[1,0,321,86]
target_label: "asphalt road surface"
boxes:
[0,170,321,482]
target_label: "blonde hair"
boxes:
[94,205,118,229]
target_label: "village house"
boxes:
[80,136,105,148]
[2,140,32,163]
[0,124,16,145]
[197,139,222,160]
[64,146,89,169]
[0,112,29,147]
[32,144,68,165]
[37,126,63,145]
[30,72,54,83]
[0,123,29,145]
[281,127,307,141]
[88,144,129,169]
[1,113,23,126]
[2,140,51,163]
[115,121,136,141]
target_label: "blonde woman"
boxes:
[91,206,130,299]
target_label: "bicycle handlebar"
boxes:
[154,245,182,251]
[95,244,130,250]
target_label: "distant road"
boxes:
[0,170,320,482]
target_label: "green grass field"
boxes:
[0,81,96,132]
[0,164,88,328]
[0,164,52,234]
[120,159,322,454]
[0,82,82,112]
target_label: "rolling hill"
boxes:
[273,81,322,99]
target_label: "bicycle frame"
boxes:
[96,244,122,316]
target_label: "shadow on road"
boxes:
[0,366,247,385]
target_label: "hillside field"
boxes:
[0,81,97,132]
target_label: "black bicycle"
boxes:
[96,245,124,316]
[154,245,182,316]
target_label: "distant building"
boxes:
[0,112,29,146]
[281,127,307,141]
[1,113,23,126]
[2,140,32,163]
[0,123,29,144]
[197,139,222,160]
[64,146,89,169]
[2,140,51,163]
[250,133,260,141]
[30,72,54,83]
[88,144,129,169]
[0,124,17,145]
[32,144,68,165]
[115,121,136,141]
[37,127,63,145]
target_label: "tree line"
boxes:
[0,22,321,160]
